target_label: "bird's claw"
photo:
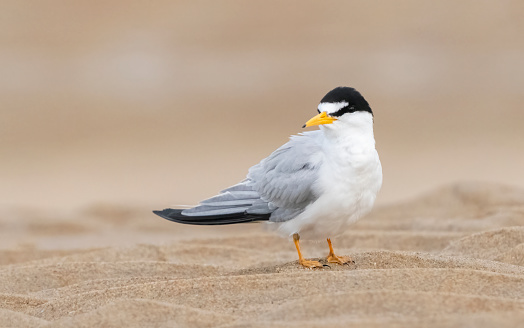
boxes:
[327,254,353,266]
[298,259,324,269]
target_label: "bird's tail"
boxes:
[153,208,270,225]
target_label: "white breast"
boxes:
[276,111,383,240]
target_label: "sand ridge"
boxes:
[1,182,524,327]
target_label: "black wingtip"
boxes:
[153,208,270,226]
[153,208,184,223]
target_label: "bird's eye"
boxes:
[317,109,321,114]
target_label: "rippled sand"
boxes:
[1,182,524,327]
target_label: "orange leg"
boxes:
[293,234,323,268]
[326,238,352,265]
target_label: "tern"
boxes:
[154,86,382,268]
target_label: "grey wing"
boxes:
[182,131,324,223]
[246,131,324,222]
[180,180,261,216]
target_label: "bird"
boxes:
[154,86,382,268]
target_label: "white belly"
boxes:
[275,148,382,240]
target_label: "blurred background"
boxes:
[1,0,523,212]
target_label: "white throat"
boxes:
[320,111,375,145]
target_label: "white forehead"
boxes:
[317,101,348,114]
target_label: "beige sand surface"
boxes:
[1,181,524,327]
[2,2,524,327]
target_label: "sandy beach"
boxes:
[2,1,524,327]
[1,182,524,327]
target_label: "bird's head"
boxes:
[303,87,373,128]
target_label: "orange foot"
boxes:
[298,258,324,269]
[327,254,353,265]
[293,233,325,269]
[326,238,354,265]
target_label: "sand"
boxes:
[2,1,523,327]
[1,181,524,327]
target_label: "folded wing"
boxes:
[154,131,324,225]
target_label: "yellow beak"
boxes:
[302,112,337,128]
